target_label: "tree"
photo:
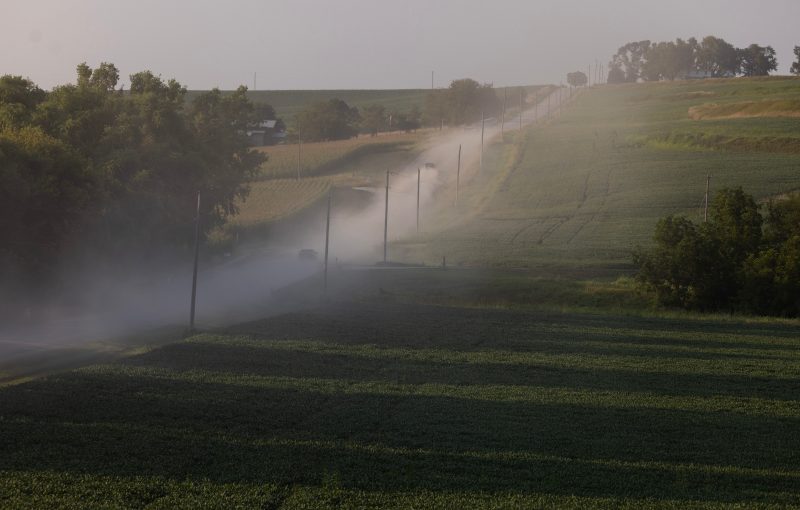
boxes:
[611,41,651,82]
[566,71,588,87]
[296,98,360,141]
[790,46,800,75]
[0,64,266,288]
[0,75,46,129]
[424,78,500,126]
[360,104,386,136]
[0,126,96,287]
[697,36,740,77]
[739,44,777,77]
[634,188,764,312]
[607,65,626,84]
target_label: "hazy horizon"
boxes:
[3,0,800,91]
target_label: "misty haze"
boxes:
[2,1,800,508]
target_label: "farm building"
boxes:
[246,119,286,146]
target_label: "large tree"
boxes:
[0,63,266,287]
[696,36,740,77]
[295,98,360,142]
[611,41,651,82]
[739,44,778,76]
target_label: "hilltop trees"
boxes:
[0,63,265,289]
[738,44,778,76]
[635,188,800,316]
[296,98,360,141]
[608,36,779,81]
[790,46,800,75]
[424,79,500,126]
[610,41,651,82]
[360,104,386,136]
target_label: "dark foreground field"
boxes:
[1,270,799,508]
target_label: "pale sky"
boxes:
[3,0,799,90]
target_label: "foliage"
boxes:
[610,40,651,82]
[635,187,800,316]
[295,98,360,142]
[0,63,266,287]
[789,46,800,75]
[738,44,778,77]
[609,36,777,81]
[423,78,500,126]
[566,71,588,87]
[360,104,386,136]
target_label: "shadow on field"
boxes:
[1,302,799,505]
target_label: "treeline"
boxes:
[608,36,778,83]
[293,99,422,142]
[634,188,800,317]
[0,63,265,290]
[292,78,499,142]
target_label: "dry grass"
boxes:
[688,100,800,120]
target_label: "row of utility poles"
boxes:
[188,84,573,332]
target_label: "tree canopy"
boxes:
[295,99,360,142]
[424,79,500,126]
[0,63,266,291]
[608,36,778,82]
[634,188,800,316]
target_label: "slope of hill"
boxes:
[400,77,800,272]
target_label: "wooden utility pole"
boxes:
[189,191,201,333]
[480,111,485,172]
[431,70,434,90]
[519,88,523,130]
[501,88,507,134]
[416,167,421,233]
[383,171,390,263]
[323,190,332,292]
[456,144,461,207]
[704,175,711,222]
[296,121,301,180]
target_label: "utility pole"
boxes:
[547,91,551,119]
[297,121,301,180]
[253,72,257,91]
[431,71,434,90]
[456,144,461,207]
[519,88,523,130]
[323,189,332,293]
[501,88,507,134]
[704,174,711,223]
[188,191,201,333]
[480,110,485,172]
[416,167,421,233]
[383,170,390,263]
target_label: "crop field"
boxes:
[1,268,799,508]
[399,77,800,270]
[254,131,425,180]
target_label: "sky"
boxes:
[3,0,800,90]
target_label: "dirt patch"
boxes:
[689,100,800,120]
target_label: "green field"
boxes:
[1,269,799,508]
[399,77,800,271]
[4,79,800,508]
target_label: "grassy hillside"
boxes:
[1,269,799,508]
[400,77,800,271]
